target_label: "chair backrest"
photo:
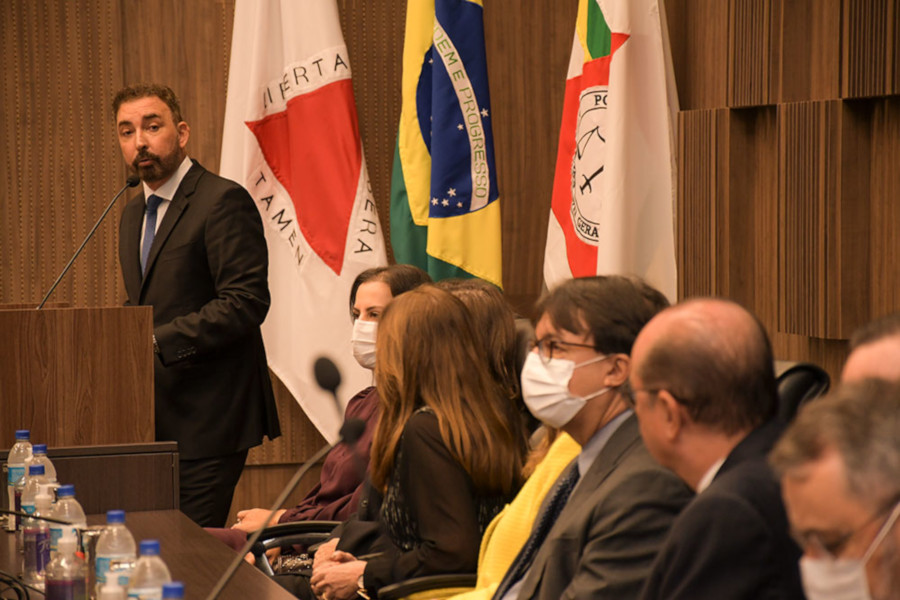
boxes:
[776,362,831,422]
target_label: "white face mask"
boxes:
[799,502,900,600]
[351,319,378,370]
[520,351,611,428]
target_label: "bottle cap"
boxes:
[139,539,161,556]
[28,464,45,476]
[15,430,30,440]
[162,582,184,599]
[32,444,47,454]
[106,509,126,524]
[57,484,75,497]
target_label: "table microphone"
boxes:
[37,175,140,309]
[205,356,361,600]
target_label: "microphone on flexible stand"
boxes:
[205,356,363,600]
[37,175,140,309]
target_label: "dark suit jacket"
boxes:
[118,160,280,459]
[515,415,693,600]
[639,420,806,600]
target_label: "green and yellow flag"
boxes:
[390,0,502,287]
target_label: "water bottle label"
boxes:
[22,502,35,515]
[24,528,50,573]
[96,554,133,584]
[49,525,79,552]
[127,587,162,600]
[7,465,24,486]
[96,557,113,583]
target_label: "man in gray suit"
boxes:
[493,276,692,600]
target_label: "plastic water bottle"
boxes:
[6,429,32,531]
[21,464,50,516]
[23,490,53,587]
[45,530,88,600]
[95,510,137,593]
[127,540,171,600]
[31,444,58,482]
[48,485,87,557]
[17,464,49,552]
[162,582,184,599]
[99,582,127,600]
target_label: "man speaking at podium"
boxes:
[114,83,280,528]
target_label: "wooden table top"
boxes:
[0,510,296,600]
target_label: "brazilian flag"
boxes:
[390,0,502,287]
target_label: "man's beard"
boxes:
[131,146,183,183]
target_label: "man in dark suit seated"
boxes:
[491,276,692,600]
[114,84,280,527]
[630,298,805,599]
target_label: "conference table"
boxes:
[0,510,296,599]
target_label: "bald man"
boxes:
[842,312,900,382]
[630,299,804,600]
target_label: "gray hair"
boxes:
[770,378,900,510]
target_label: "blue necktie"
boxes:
[141,194,164,274]
[492,462,580,599]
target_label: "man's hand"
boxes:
[310,559,366,600]
[231,507,286,533]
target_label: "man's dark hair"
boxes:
[112,83,184,124]
[850,312,900,350]
[536,275,670,355]
[637,300,778,435]
[348,264,432,319]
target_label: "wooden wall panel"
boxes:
[868,98,900,318]
[484,1,577,315]
[722,107,779,322]
[729,0,781,107]
[665,0,730,110]
[781,0,841,102]
[678,110,723,298]
[778,101,869,341]
[842,0,897,97]
[118,0,235,175]
[0,0,125,307]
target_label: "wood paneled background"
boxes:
[3,0,898,519]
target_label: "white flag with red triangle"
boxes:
[544,0,678,302]
[220,0,387,442]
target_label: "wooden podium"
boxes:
[0,306,155,449]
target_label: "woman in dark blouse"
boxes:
[310,285,527,599]
[216,265,431,552]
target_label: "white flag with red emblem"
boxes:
[544,0,678,301]
[220,0,387,441]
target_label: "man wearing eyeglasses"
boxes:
[770,379,900,600]
[629,299,805,599]
[491,276,692,600]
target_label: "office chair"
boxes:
[775,362,830,422]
